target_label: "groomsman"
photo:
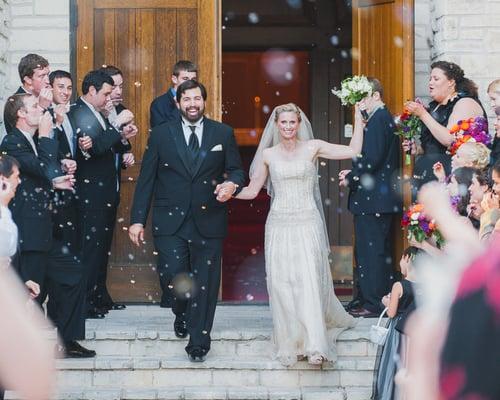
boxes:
[68,70,136,318]
[339,78,401,317]
[149,60,197,129]
[5,54,52,133]
[129,80,245,361]
[0,93,94,358]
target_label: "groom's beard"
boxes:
[180,105,204,123]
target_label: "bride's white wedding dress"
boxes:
[265,159,356,365]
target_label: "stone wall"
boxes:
[414,0,433,103]
[0,0,10,105]
[6,0,69,95]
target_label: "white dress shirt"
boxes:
[181,117,203,146]
[81,97,106,130]
[0,205,18,257]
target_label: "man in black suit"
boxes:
[339,78,402,318]
[149,60,197,128]
[68,70,136,319]
[0,93,95,358]
[129,80,245,362]
[5,54,53,133]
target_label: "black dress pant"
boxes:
[78,207,117,310]
[18,240,86,341]
[154,217,223,355]
[353,214,395,313]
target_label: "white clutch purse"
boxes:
[370,307,389,346]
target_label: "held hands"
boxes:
[338,169,351,187]
[38,87,53,110]
[38,111,54,137]
[432,162,446,182]
[214,181,237,202]
[61,159,77,175]
[122,152,135,168]
[52,175,75,191]
[128,223,145,247]
[25,280,40,299]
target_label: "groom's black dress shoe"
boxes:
[102,302,126,311]
[345,298,363,311]
[187,348,206,363]
[174,316,188,338]
[86,308,106,319]
[58,341,96,358]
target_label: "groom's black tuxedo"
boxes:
[130,116,245,355]
[346,106,402,314]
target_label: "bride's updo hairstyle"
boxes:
[274,103,302,123]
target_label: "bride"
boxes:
[232,103,364,366]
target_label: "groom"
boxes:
[339,78,401,317]
[128,80,245,362]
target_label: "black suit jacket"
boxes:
[67,98,131,210]
[0,128,61,251]
[150,89,179,129]
[130,118,245,238]
[347,107,402,215]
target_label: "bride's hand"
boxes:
[338,169,351,187]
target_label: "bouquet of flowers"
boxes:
[448,116,491,155]
[401,203,444,247]
[394,104,423,165]
[332,75,372,119]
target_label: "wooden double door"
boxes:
[74,0,414,302]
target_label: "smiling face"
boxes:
[429,67,455,103]
[178,87,205,122]
[276,111,300,141]
[52,77,73,105]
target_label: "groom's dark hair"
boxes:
[176,80,207,103]
[367,77,384,98]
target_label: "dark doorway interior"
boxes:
[221,0,354,302]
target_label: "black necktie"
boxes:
[188,125,199,163]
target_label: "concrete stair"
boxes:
[6,306,378,400]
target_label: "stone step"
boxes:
[56,355,375,389]
[7,386,373,400]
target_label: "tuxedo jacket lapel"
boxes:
[192,120,215,178]
[170,121,192,178]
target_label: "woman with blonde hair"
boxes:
[232,102,364,366]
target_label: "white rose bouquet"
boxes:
[332,75,372,119]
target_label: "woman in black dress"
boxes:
[405,61,486,189]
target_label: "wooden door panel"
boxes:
[76,0,221,302]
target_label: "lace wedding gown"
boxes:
[265,159,356,365]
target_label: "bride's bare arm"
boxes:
[313,104,364,160]
[235,156,269,200]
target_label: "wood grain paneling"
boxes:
[75,0,221,301]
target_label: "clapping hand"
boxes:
[52,175,75,191]
[214,181,236,202]
[61,159,77,175]
[432,162,446,182]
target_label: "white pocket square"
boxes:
[210,144,223,151]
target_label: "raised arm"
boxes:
[235,152,269,200]
[313,104,364,160]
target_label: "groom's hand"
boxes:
[129,223,145,247]
[338,169,351,187]
[215,181,237,202]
